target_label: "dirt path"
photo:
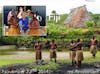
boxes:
[0,51,91,60]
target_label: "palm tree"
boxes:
[51,10,56,15]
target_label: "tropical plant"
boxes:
[85,20,95,27]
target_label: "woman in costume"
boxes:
[17,7,24,34]
[22,12,29,35]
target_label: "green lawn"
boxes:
[83,51,100,63]
[31,61,59,70]
[0,58,34,66]
[0,52,100,70]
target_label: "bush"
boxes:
[85,20,95,27]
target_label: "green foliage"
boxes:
[90,13,100,27]
[58,14,68,24]
[83,52,100,63]
[83,30,94,39]
[0,58,34,66]
[16,36,35,48]
[47,23,67,35]
[47,23,94,40]
[66,28,83,39]
[1,36,17,45]
[0,13,2,23]
[32,62,59,70]
[0,27,2,37]
[0,13,2,38]
[0,13,99,46]
[96,21,100,27]
[85,20,95,27]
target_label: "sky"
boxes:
[0,0,100,15]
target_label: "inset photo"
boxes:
[3,6,46,36]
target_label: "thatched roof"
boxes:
[64,5,92,28]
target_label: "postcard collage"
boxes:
[0,0,100,74]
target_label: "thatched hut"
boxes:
[64,5,92,28]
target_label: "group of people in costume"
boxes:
[7,7,42,36]
[34,36,98,68]
[69,36,98,68]
[69,38,84,68]
[35,40,57,63]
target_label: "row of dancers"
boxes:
[34,36,98,68]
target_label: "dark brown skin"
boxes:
[69,41,75,51]
[35,42,42,50]
[8,16,18,26]
[90,38,97,46]
[76,41,82,50]
[70,40,82,51]
[50,40,57,63]
[90,37,98,58]
[50,41,57,50]
[29,19,39,29]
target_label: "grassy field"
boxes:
[0,58,34,66]
[83,51,100,63]
[0,52,100,70]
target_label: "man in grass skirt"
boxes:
[71,39,84,68]
[35,41,42,62]
[69,40,76,66]
[90,36,98,58]
[50,40,57,63]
